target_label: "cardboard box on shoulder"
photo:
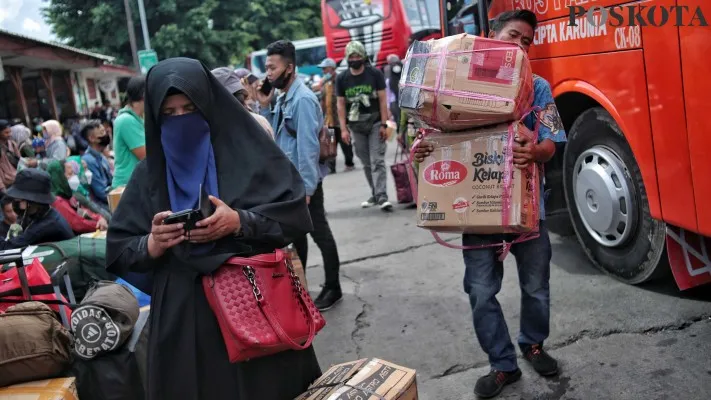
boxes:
[108,186,125,213]
[416,122,539,234]
[0,377,78,400]
[400,34,533,131]
[296,358,417,400]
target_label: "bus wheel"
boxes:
[563,107,667,284]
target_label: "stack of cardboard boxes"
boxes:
[399,34,540,234]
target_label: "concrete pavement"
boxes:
[302,143,711,400]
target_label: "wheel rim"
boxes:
[572,146,634,247]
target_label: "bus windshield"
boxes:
[444,0,491,36]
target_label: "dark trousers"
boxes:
[293,182,341,289]
[327,127,354,172]
[462,220,552,372]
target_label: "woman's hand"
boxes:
[147,211,185,258]
[96,217,109,231]
[189,196,241,243]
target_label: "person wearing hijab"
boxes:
[22,120,68,169]
[211,67,275,139]
[47,160,108,234]
[0,119,20,192]
[106,57,320,400]
[65,156,112,222]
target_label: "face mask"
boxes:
[271,66,292,90]
[84,170,93,184]
[68,175,81,191]
[348,60,364,70]
[323,73,332,81]
[98,135,111,147]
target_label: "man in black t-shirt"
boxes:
[336,41,392,211]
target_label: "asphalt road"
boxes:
[302,144,711,400]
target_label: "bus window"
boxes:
[296,45,329,76]
[404,0,441,33]
[444,0,491,36]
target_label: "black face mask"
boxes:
[271,67,292,90]
[98,135,111,147]
[348,60,365,70]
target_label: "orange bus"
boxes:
[440,0,710,290]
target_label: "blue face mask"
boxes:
[323,73,332,81]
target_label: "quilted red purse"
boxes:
[202,249,326,363]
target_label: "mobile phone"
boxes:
[247,74,259,85]
[163,209,201,226]
[259,78,273,95]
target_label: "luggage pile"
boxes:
[0,249,149,399]
[399,34,542,243]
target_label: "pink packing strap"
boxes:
[407,107,543,261]
[403,40,532,127]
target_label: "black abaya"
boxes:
[106,58,322,400]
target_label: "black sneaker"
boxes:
[474,369,521,399]
[522,344,559,376]
[378,199,393,211]
[361,197,376,208]
[314,287,343,311]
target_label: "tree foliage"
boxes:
[43,0,323,68]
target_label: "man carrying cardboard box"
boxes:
[414,10,567,399]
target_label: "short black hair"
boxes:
[80,120,101,139]
[491,10,538,33]
[125,76,146,103]
[0,195,12,209]
[266,40,296,65]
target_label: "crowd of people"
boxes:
[0,75,147,250]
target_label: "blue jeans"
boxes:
[462,220,552,372]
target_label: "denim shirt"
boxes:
[260,78,327,196]
[523,76,568,220]
[82,147,113,204]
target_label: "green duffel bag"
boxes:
[5,232,115,302]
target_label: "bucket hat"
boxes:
[211,67,246,96]
[6,169,56,205]
[318,58,337,69]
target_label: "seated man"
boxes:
[81,121,113,208]
[1,169,74,249]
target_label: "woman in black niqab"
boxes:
[106,57,322,400]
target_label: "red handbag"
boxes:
[202,249,326,363]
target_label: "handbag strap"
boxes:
[259,290,316,351]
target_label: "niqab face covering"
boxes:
[160,111,219,213]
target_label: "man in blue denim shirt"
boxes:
[255,40,343,311]
[414,10,567,399]
[81,121,113,209]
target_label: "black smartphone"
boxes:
[163,185,214,228]
[247,74,259,85]
[259,78,272,95]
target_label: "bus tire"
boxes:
[563,107,667,284]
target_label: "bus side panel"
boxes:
[641,0,697,232]
[679,0,711,237]
[531,51,661,220]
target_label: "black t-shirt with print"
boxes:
[336,66,386,131]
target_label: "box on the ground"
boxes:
[0,377,78,399]
[108,186,125,213]
[295,358,418,400]
[400,34,533,131]
[416,122,539,234]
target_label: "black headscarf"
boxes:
[107,57,312,280]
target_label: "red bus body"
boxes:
[322,0,442,67]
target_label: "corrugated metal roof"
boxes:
[0,28,115,63]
